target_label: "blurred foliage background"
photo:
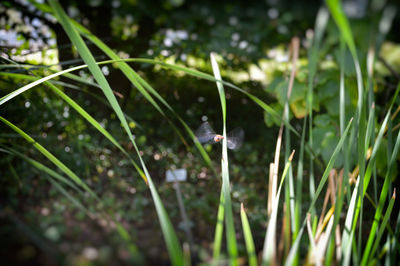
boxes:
[1,0,400,265]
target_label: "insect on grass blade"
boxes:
[195,122,244,150]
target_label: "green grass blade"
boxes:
[211,53,238,266]
[294,117,307,240]
[240,203,257,266]
[285,224,305,266]
[146,175,184,265]
[1,70,140,128]
[44,81,147,183]
[0,146,83,194]
[367,190,396,265]
[0,72,80,90]
[363,112,391,194]
[339,37,346,136]
[0,116,98,200]
[325,0,357,57]
[212,189,225,263]
[60,72,102,89]
[48,0,133,144]
[361,129,400,265]
[0,63,87,106]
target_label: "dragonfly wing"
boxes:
[195,122,216,144]
[227,127,244,150]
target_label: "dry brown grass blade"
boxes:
[268,162,275,215]
[316,170,335,237]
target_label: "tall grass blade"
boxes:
[240,203,257,266]
[210,52,238,266]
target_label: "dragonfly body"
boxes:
[195,122,244,150]
[214,134,224,143]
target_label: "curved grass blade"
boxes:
[0,72,80,90]
[45,81,147,183]
[0,63,89,106]
[0,116,98,200]
[0,146,83,194]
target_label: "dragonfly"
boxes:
[195,122,244,150]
